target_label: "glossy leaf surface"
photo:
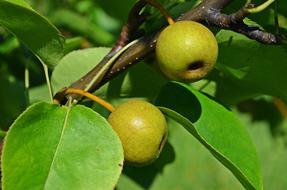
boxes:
[2,102,123,190]
[156,82,262,190]
[0,0,64,66]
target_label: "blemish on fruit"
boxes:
[188,61,204,71]
[155,21,218,82]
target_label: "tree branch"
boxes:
[204,8,279,44]
[54,0,282,103]
[109,0,147,56]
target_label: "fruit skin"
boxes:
[155,21,218,82]
[108,99,168,166]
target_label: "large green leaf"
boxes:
[215,30,287,103]
[0,0,64,66]
[117,119,244,190]
[156,82,262,190]
[2,102,124,190]
[117,109,287,190]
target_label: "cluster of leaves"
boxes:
[0,0,287,190]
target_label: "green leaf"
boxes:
[118,110,287,190]
[156,82,262,190]
[51,47,110,93]
[50,9,115,45]
[117,119,245,190]
[29,84,50,103]
[96,0,136,22]
[64,37,84,54]
[0,37,19,54]
[2,102,124,190]
[240,113,287,190]
[215,30,287,103]
[0,0,64,67]
[107,62,167,99]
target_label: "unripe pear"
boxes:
[108,99,168,166]
[156,21,218,82]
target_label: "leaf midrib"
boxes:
[42,105,72,190]
[160,107,259,190]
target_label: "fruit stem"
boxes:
[246,0,275,13]
[63,88,115,112]
[147,0,175,25]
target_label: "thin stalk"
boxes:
[273,0,279,35]
[147,0,175,25]
[247,0,275,13]
[24,65,30,106]
[64,88,115,112]
[40,61,54,103]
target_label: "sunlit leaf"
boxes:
[2,102,124,190]
[156,82,263,190]
[0,0,64,66]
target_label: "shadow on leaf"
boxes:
[123,140,175,189]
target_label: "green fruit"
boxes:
[156,21,218,82]
[108,99,168,166]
